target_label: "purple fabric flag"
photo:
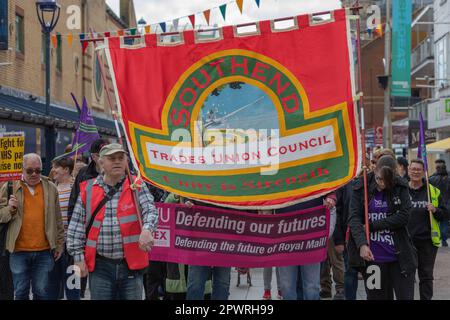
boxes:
[53,94,100,161]
[417,112,428,171]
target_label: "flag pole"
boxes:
[70,94,81,179]
[89,27,144,228]
[419,112,434,233]
[353,1,370,245]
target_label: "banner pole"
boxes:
[89,28,144,228]
[353,2,370,245]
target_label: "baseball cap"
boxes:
[99,143,127,157]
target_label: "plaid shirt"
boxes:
[67,175,158,262]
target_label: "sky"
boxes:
[106,0,342,30]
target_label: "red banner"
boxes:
[150,203,329,267]
[105,9,361,209]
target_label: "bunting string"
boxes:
[46,0,381,54]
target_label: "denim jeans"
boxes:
[186,266,231,300]
[89,256,144,300]
[343,249,359,300]
[278,263,321,300]
[263,267,281,291]
[49,251,80,300]
[440,221,449,244]
[9,250,55,300]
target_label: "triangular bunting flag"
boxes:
[82,41,89,55]
[173,18,179,31]
[367,28,372,37]
[104,32,111,38]
[130,28,137,35]
[145,25,151,34]
[203,9,211,26]
[189,14,196,28]
[236,0,244,14]
[160,22,166,33]
[219,4,227,21]
[117,30,125,36]
[56,33,62,47]
[51,34,57,48]
[67,34,73,46]
[255,0,260,7]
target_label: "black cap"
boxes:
[89,138,109,154]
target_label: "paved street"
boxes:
[229,246,450,300]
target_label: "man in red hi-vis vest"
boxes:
[67,143,158,300]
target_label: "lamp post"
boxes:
[36,0,60,175]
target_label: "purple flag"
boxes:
[54,94,100,161]
[417,112,428,171]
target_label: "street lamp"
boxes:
[36,0,60,174]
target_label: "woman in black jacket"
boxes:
[348,155,417,300]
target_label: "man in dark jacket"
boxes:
[335,182,359,300]
[429,159,450,247]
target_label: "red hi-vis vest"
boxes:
[80,177,149,272]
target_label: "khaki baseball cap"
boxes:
[99,143,127,157]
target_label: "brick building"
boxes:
[0,0,136,161]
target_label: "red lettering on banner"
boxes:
[209,59,225,77]
[251,62,270,82]
[161,153,169,160]
[170,108,190,128]
[268,72,290,95]
[232,57,249,75]
[191,69,211,89]
[179,87,197,107]
[150,150,159,158]
[282,93,299,113]
[310,138,317,147]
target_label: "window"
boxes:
[15,13,24,54]
[436,36,448,89]
[56,33,62,73]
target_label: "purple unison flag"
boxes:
[417,112,428,171]
[53,95,100,161]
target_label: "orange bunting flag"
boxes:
[145,25,151,34]
[236,0,244,14]
[203,9,211,25]
[67,34,73,46]
[51,34,57,48]
[117,30,125,36]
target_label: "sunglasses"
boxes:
[25,168,42,175]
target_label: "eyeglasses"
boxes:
[25,168,42,175]
[375,175,384,182]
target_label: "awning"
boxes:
[426,138,450,153]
